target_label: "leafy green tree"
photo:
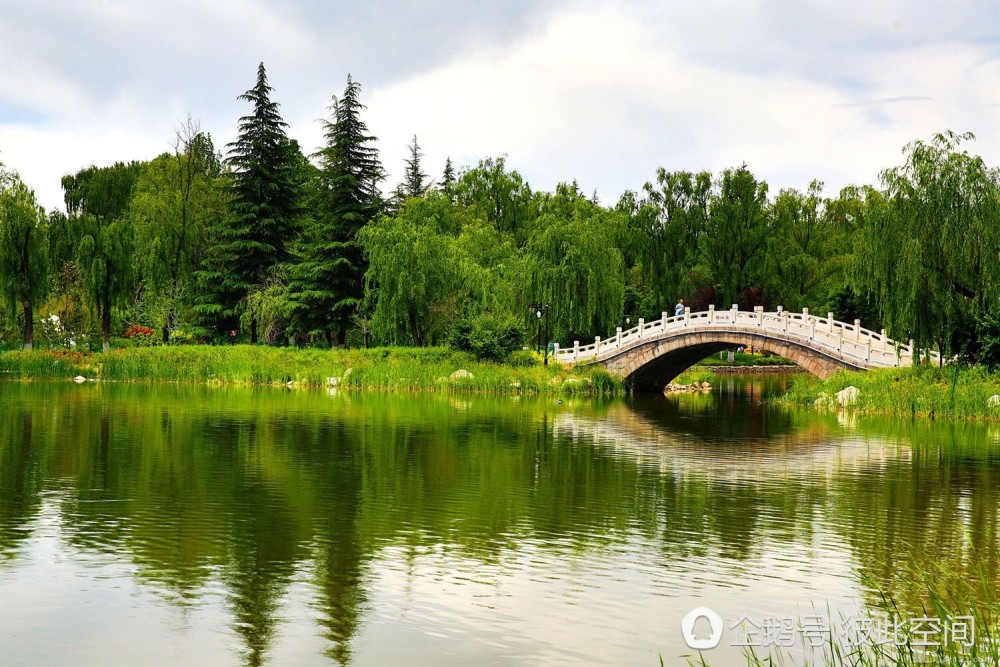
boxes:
[853,131,1000,358]
[196,63,302,343]
[131,119,228,342]
[764,181,852,311]
[62,161,143,351]
[453,156,537,245]
[700,165,774,307]
[619,169,711,313]
[287,75,382,345]
[0,172,49,350]
[358,194,471,345]
[526,183,625,343]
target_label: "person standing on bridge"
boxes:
[674,298,685,318]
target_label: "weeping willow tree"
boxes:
[62,161,143,351]
[853,131,1000,360]
[0,172,49,350]
[619,169,710,311]
[526,184,624,344]
[357,195,467,346]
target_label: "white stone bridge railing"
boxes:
[553,306,941,369]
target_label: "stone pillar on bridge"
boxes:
[637,318,644,339]
[661,312,668,329]
[553,343,559,358]
[595,335,601,354]
[707,304,715,323]
[731,304,738,322]
[684,307,691,326]
[615,327,622,346]
[755,306,763,326]
[573,340,579,360]
[827,312,835,331]
[854,319,861,340]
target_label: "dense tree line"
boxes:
[0,65,998,365]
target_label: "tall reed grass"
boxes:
[0,350,92,379]
[775,366,1000,421]
[0,346,627,396]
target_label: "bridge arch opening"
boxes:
[607,332,864,392]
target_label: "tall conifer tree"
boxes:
[288,75,382,345]
[402,135,427,198]
[196,62,301,342]
[441,157,456,197]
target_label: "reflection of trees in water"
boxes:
[829,419,1000,614]
[2,382,1000,660]
[557,398,1000,613]
[0,408,42,560]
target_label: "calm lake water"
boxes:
[1,378,998,665]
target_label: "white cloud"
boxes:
[366,2,1000,201]
[3,0,1000,210]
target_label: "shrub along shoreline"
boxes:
[0,346,626,396]
[3,347,998,418]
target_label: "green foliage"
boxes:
[401,134,427,198]
[441,157,456,197]
[359,194,472,346]
[764,181,853,311]
[0,172,49,350]
[287,75,382,344]
[63,161,143,351]
[619,169,710,313]
[447,312,526,361]
[526,183,625,342]
[453,156,536,243]
[776,366,1000,421]
[130,122,228,342]
[0,345,624,395]
[196,63,303,341]
[701,165,774,307]
[853,131,1000,356]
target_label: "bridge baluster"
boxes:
[573,340,579,360]
[637,318,644,339]
[616,327,622,346]
[684,306,690,326]
[707,304,715,323]
[854,319,861,341]
[731,304,738,322]
[827,312,835,331]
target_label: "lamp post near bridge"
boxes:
[530,303,549,365]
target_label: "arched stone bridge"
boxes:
[553,306,940,391]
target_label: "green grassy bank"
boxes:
[774,366,1000,421]
[0,346,626,395]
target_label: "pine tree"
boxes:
[441,157,456,197]
[195,62,302,343]
[287,75,382,345]
[403,135,427,198]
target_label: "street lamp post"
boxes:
[530,303,548,364]
[542,304,550,366]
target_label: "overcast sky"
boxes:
[2,0,1000,211]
